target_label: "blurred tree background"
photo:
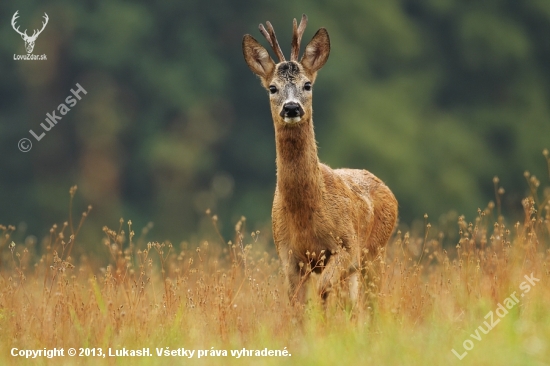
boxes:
[0,0,549,249]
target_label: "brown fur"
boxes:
[243,15,398,304]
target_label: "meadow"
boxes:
[0,151,549,366]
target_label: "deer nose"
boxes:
[280,102,304,118]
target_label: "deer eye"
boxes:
[269,85,278,94]
[304,82,312,91]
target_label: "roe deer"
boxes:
[242,14,398,305]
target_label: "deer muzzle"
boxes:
[280,102,304,122]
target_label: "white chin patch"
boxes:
[283,117,302,124]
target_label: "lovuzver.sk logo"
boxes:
[12,10,48,61]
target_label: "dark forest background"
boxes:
[1,0,549,250]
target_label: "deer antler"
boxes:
[259,20,286,62]
[11,11,48,40]
[290,14,308,61]
[30,13,49,39]
[11,11,28,38]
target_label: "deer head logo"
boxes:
[11,11,49,54]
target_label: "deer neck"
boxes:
[275,117,323,212]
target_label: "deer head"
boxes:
[243,14,330,126]
[12,11,49,54]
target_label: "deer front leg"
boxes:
[348,271,360,304]
[287,257,309,305]
[276,244,308,305]
[317,249,353,301]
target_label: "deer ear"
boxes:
[301,28,330,74]
[243,35,275,81]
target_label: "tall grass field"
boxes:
[1,150,549,365]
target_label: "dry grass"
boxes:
[0,152,549,365]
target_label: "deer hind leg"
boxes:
[368,199,398,258]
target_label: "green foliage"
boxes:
[0,0,549,244]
